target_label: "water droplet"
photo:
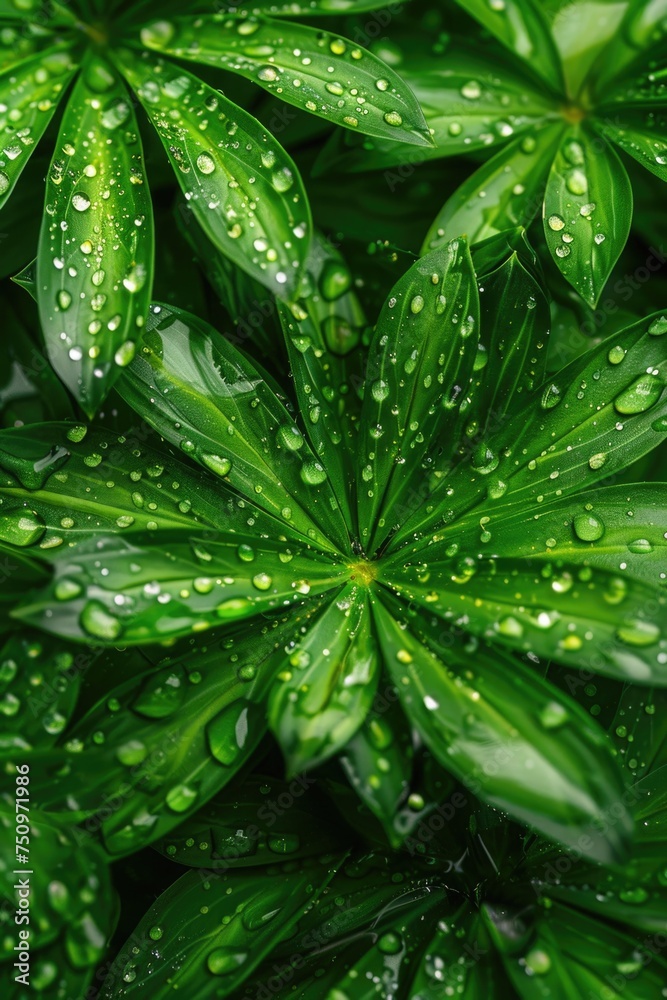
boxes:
[461,80,481,99]
[525,948,551,975]
[573,513,605,541]
[649,315,667,336]
[378,932,403,955]
[114,341,136,367]
[80,601,122,640]
[71,192,91,212]
[207,948,248,976]
[539,702,568,729]
[300,460,327,485]
[166,783,198,812]
[541,384,561,409]
[140,20,175,47]
[588,452,607,470]
[548,214,565,231]
[201,454,232,477]
[384,111,403,127]
[616,620,660,646]
[196,152,216,175]
[54,578,82,601]
[0,508,46,547]
[614,374,664,414]
[277,425,304,451]
[207,704,249,765]
[628,538,653,554]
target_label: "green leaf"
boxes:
[498,901,667,997]
[409,909,506,998]
[373,596,632,863]
[338,694,413,835]
[139,14,432,147]
[333,45,557,173]
[0,47,76,210]
[117,49,311,300]
[0,421,227,544]
[386,548,666,683]
[118,302,351,554]
[0,296,74,425]
[174,195,282,360]
[482,484,667,590]
[0,804,114,996]
[37,55,154,416]
[543,123,632,306]
[452,0,565,93]
[422,125,563,250]
[214,0,398,13]
[153,773,347,868]
[278,232,366,535]
[268,583,377,773]
[20,620,299,855]
[590,0,667,94]
[392,310,667,550]
[596,111,667,183]
[0,631,82,749]
[356,239,479,555]
[15,531,346,644]
[99,858,340,998]
[468,232,552,430]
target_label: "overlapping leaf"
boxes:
[374,594,632,862]
[118,50,311,300]
[17,618,306,855]
[139,14,432,146]
[452,0,564,93]
[117,301,351,553]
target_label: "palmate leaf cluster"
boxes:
[332,0,667,306]
[0,0,430,413]
[0,2,667,999]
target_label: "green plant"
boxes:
[95,683,667,999]
[0,0,430,413]
[2,230,666,863]
[330,0,667,306]
[2,4,667,996]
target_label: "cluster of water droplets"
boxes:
[128,55,308,293]
[0,49,75,206]
[139,16,416,142]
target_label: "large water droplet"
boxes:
[573,513,605,541]
[614,374,664,414]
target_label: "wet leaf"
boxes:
[15,531,346,645]
[374,595,632,862]
[98,857,341,998]
[0,46,76,210]
[0,802,115,997]
[118,302,351,553]
[118,49,311,300]
[37,55,153,416]
[356,238,479,554]
[543,123,632,306]
[139,14,432,146]
[452,0,564,93]
[153,773,346,868]
[269,583,377,773]
[19,620,301,855]
[423,125,563,250]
